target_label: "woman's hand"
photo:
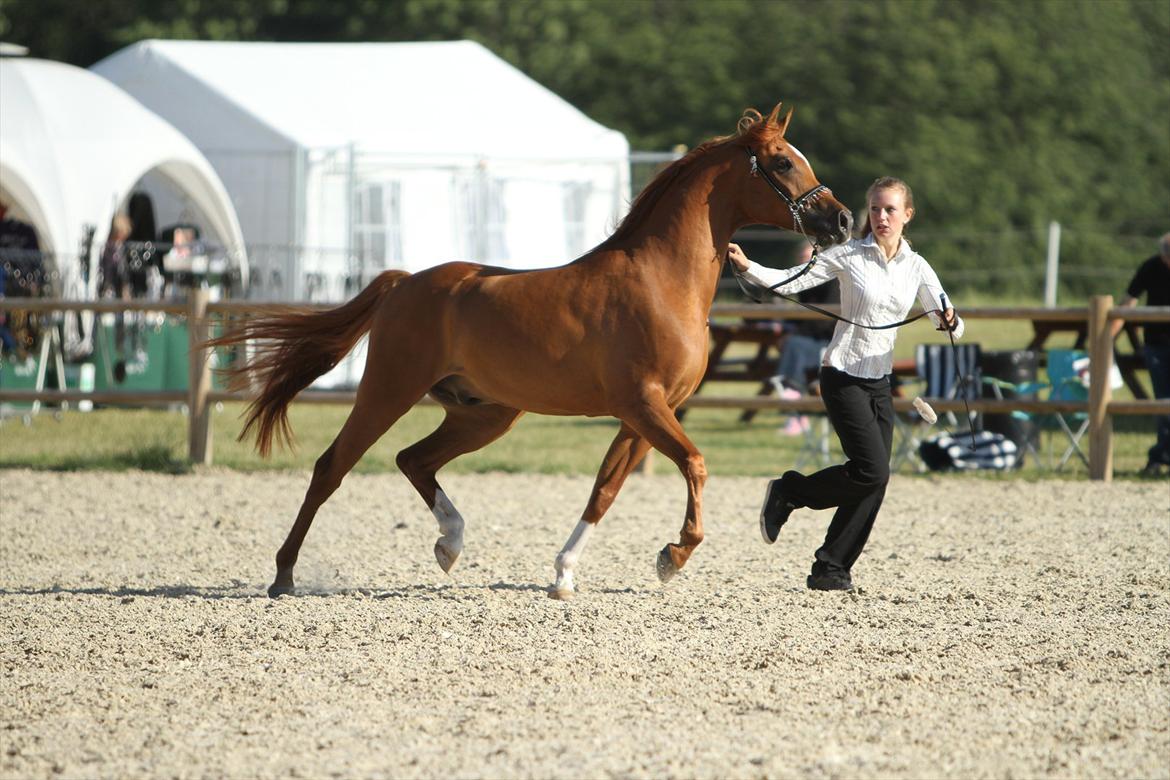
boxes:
[937,307,958,331]
[726,242,750,272]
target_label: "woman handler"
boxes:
[727,177,964,591]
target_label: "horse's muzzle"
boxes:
[811,206,853,247]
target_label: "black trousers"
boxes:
[780,366,894,574]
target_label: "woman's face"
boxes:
[868,187,913,242]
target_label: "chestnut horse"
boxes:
[211,104,852,599]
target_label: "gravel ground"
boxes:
[1,468,1167,779]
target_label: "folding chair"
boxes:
[1044,349,1090,469]
[793,410,833,470]
[982,375,1046,466]
[892,343,982,471]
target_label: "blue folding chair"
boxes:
[1045,349,1090,469]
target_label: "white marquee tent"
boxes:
[0,56,248,300]
[92,40,631,303]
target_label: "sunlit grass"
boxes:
[0,399,1157,478]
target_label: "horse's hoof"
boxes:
[434,540,460,574]
[547,586,575,601]
[656,546,678,583]
[268,581,295,598]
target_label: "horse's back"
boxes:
[363,255,706,414]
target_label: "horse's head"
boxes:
[735,104,852,248]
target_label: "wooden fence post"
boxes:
[187,289,213,465]
[1088,294,1113,481]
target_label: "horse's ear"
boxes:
[777,106,794,136]
[766,102,784,126]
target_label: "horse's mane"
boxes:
[593,109,782,252]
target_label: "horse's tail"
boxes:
[208,270,410,456]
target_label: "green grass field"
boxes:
[0,398,1158,480]
[0,301,1161,479]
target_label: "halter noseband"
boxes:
[746,146,829,242]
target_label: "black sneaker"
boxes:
[806,570,854,591]
[759,478,796,544]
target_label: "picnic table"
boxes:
[690,308,1151,424]
[688,318,920,422]
[1027,318,1147,398]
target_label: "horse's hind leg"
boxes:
[550,423,651,599]
[395,404,524,573]
[269,385,425,598]
[617,394,707,584]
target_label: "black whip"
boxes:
[940,293,977,451]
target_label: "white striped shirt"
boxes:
[740,235,965,379]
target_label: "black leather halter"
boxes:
[745,146,830,242]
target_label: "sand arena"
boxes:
[1,469,1167,778]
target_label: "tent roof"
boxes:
[91,40,629,158]
[0,57,247,292]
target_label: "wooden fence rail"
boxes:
[2,294,1168,481]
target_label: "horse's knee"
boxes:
[683,452,707,487]
[309,446,342,497]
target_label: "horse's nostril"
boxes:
[838,209,853,234]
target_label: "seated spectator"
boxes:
[0,199,45,359]
[0,260,20,359]
[773,242,840,394]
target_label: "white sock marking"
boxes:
[431,489,464,555]
[553,520,594,594]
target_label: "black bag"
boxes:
[919,431,1019,471]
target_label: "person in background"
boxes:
[773,241,840,393]
[0,199,45,360]
[727,176,963,591]
[0,258,19,358]
[99,213,135,359]
[1111,232,1170,477]
[768,241,840,434]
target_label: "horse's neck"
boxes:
[620,149,739,302]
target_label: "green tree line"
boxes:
[2,0,1167,297]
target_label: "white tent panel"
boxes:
[0,160,65,263]
[402,173,464,271]
[93,40,631,307]
[0,57,248,298]
[501,179,570,269]
[94,40,626,157]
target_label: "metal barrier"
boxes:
[2,294,1168,481]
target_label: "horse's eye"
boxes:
[775,157,793,173]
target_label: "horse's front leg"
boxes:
[550,424,650,599]
[618,396,707,584]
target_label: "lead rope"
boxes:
[732,256,934,330]
[734,146,975,448]
[730,258,976,450]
